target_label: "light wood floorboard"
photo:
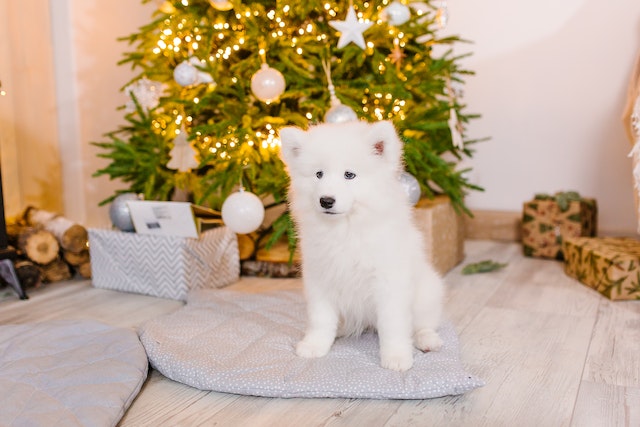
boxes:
[1,240,638,426]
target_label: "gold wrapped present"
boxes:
[563,237,640,300]
[522,192,597,259]
[414,195,465,275]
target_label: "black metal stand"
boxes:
[0,167,27,299]
[0,248,27,300]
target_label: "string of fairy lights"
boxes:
[127,0,452,167]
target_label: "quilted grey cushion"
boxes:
[139,289,483,399]
[0,320,148,427]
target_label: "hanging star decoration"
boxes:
[329,5,373,49]
[388,38,405,71]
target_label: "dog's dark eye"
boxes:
[316,171,323,179]
[344,171,356,180]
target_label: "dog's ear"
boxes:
[367,121,402,163]
[279,127,305,166]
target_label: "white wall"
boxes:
[53,0,640,235]
[52,0,155,227]
[446,0,640,235]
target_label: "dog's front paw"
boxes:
[414,328,443,352]
[380,349,414,372]
[296,339,331,358]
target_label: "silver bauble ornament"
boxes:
[399,172,421,206]
[382,1,412,26]
[109,193,143,232]
[173,60,198,87]
[325,103,358,123]
[221,189,265,234]
[251,63,286,103]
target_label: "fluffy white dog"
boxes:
[279,120,444,372]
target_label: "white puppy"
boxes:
[279,120,444,372]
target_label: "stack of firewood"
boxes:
[7,207,91,288]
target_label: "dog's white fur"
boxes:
[279,120,444,371]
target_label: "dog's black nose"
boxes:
[319,197,335,209]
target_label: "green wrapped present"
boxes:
[522,191,597,259]
[563,237,640,300]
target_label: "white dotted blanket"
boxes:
[139,289,483,399]
[0,320,148,426]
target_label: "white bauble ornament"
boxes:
[399,172,421,206]
[209,0,233,10]
[382,1,412,26]
[251,63,286,103]
[109,193,144,232]
[174,57,214,87]
[174,60,199,87]
[325,103,358,123]
[221,189,265,234]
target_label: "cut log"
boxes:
[24,207,89,253]
[241,260,301,278]
[63,249,90,266]
[237,233,256,260]
[6,223,26,248]
[39,257,72,283]
[16,227,60,265]
[13,259,42,288]
[75,261,92,279]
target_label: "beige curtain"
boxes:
[623,52,640,143]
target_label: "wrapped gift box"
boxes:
[414,195,465,275]
[521,195,597,259]
[563,237,640,300]
[89,227,239,301]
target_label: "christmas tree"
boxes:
[93,0,481,255]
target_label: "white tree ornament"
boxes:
[448,108,464,150]
[167,128,200,172]
[329,6,373,50]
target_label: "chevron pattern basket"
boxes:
[89,227,239,300]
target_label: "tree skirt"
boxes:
[0,320,148,426]
[139,289,483,399]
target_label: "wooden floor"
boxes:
[1,240,639,426]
